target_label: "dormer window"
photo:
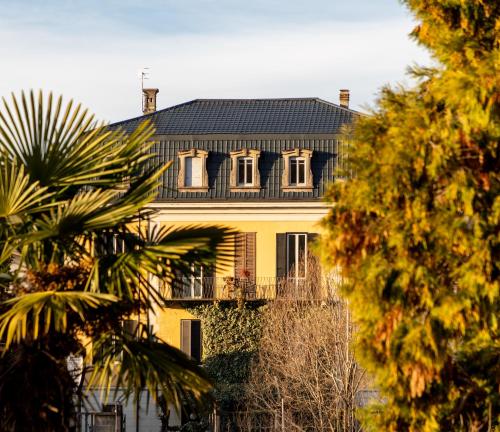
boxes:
[178,149,209,192]
[282,149,313,192]
[230,149,261,192]
[289,157,306,186]
[238,157,254,186]
[185,156,202,187]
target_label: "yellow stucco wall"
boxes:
[159,219,322,279]
[155,305,197,349]
[154,217,324,350]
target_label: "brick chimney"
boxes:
[339,89,350,108]
[142,88,159,114]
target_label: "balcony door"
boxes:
[276,232,318,297]
[286,233,307,289]
[177,264,213,299]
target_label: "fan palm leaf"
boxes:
[89,331,212,410]
[0,159,53,222]
[0,90,233,429]
[0,291,118,349]
[0,90,157,189]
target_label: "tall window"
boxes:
[281,149,313,191]
[238,157,254,186]
[287,233,307,281]
[185,157,202,187]
[182,265,206,298]
[177,149,208,192]
[180,320,202,363]
[289,157,306,186]
[229,149,261,192]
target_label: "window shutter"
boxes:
[235,233,256,281]
[307,233,321,297]
[180,320,191,357]
[185,157,202,187]
[276,233,287,278]
[307,233,319,246]
[185,158,193,186]
[122,319,138,338]
[180,320,202,363]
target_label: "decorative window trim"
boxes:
[177,149,209,192]
[229,149,261,193]
[281,149,313,192]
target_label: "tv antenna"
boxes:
[138,67,150,111]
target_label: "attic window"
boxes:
[282,149,313,192]
[229,149,261,192]
[289,157,306,186]
[238,157,254,186]
[178,149,209,192]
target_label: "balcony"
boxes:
[162,275,342,301]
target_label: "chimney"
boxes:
[142,88,159,114]
[339,89,349,108]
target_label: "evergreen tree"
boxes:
[321,1,499,431]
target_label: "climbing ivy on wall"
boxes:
[188,302,264,411]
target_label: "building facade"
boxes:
[103,93,357,430]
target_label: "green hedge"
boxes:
[188,302,264,410]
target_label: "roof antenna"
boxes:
[138,67,150,112]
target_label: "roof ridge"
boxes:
[194,97,320,102]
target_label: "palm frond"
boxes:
[0,90,159,189]
[88,331,212,409]
[0,291,118,350]
[87,225,236,304]
[0,159,53,222]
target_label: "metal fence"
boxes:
[78,405,125,432]
[164,275,342,301]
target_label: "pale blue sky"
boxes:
[0,0,431,122]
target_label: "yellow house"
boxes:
[111,91,357,364]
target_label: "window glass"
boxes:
[237,157,253,186]
[290,157,306,186]
[185,157,202,187]
[286,233,308,280]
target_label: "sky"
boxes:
[0,0,432,122]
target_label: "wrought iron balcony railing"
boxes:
[162,275,342,301]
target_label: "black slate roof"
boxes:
[110,98,356,135]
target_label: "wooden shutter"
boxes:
[235,233,256,281]
[276,233,287,278]
[307,233,321,297]
[122,319,138,338]
[180,320,191,356]
[186,157,202,187]
[180,320,202,363]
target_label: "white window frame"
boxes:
[238,157,254,186]
[182,264,206,298]
[286,233,308,284]
[229,149,261,192]
[289,156,306,186]
[281,148,313,192]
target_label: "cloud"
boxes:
[0,16,430,122]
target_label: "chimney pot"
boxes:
[142,88,159,114]
[339,89,350,108]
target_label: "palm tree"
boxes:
[0,90,233,431]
